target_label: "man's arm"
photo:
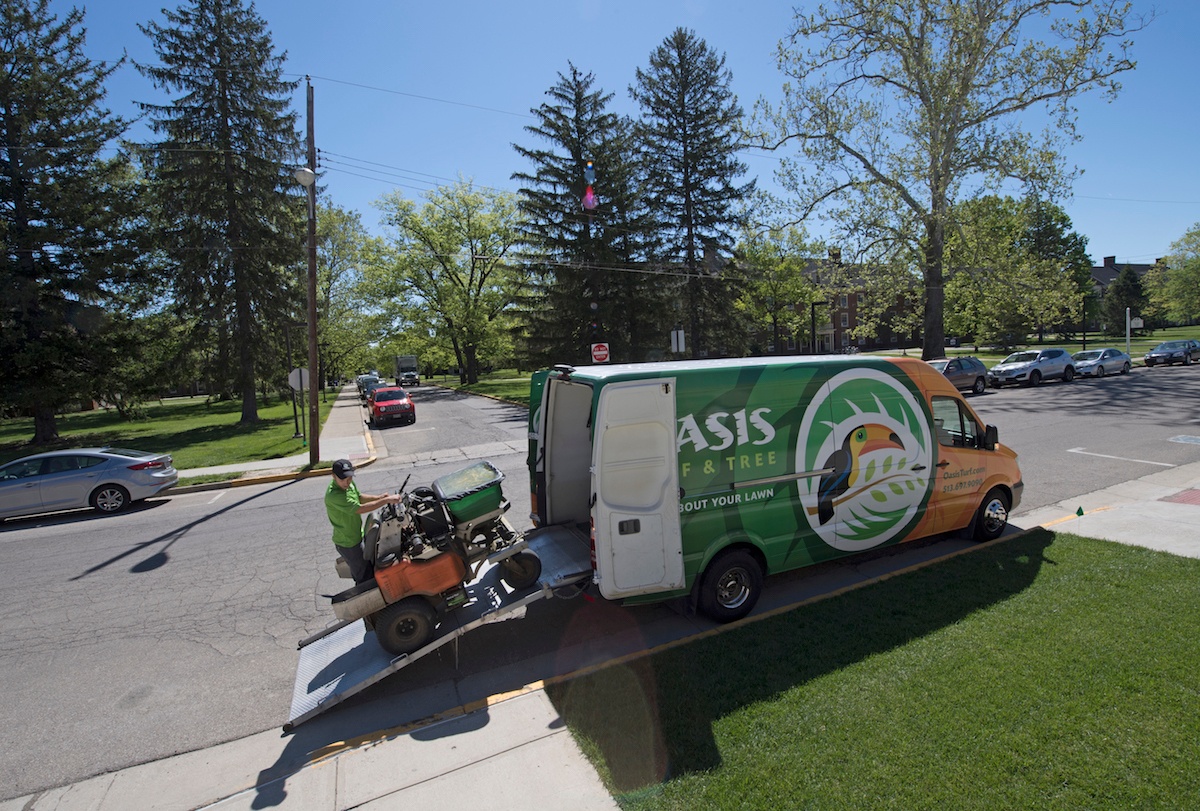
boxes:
[356,492,400,514]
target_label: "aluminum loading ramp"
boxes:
[286,525,592,731]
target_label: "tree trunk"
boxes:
[465,343,479,385]
[922,218,946,360]
[33,403,60,445]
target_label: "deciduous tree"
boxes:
[376,181,524,385]
[944,196,1087,346]
[1158,224,1200,324]
[733,226,816,353]
[760,0,1145,359]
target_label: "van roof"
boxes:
[551,354,923,382]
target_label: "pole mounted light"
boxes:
[297,78,320,467]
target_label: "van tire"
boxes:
[973,488,1011,541]
[374,597,436,656]
[500,551,542,590]
[697,549,763,623]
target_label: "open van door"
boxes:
[592,378,684,598]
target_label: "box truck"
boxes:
[394,354,419,387]
[527,355,1023,622]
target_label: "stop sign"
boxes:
[591,342,610,363]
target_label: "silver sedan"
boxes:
[0,447,178,520]
[1072,348,1132,378]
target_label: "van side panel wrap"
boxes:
[671,359,935,573]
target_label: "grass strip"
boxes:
[0,393,336,468]
[547,531,1200,810]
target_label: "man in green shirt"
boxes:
[325,459,401,583]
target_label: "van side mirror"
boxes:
[983,424,998,451]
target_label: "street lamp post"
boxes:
[294,76,320,467]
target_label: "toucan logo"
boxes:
[796,368,933,551]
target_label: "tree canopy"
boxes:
[760,0,1145,359]
[137,0,303,423]
[375,181,524,384]
[633,27,755,358]
[1,0,151,442]
[512,64,669,366]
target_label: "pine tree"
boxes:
[136,0,303,423]
[0,0,149,442]
[631,28,755,358]
[512,64,670,367]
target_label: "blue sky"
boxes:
[60,0,1197,266]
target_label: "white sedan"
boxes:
[1071,348,1132,378]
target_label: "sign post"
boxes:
[671,328,685,355]
[288,368,310,442]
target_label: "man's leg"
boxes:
[335,542,373,584]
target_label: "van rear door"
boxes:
[592,378,684,598]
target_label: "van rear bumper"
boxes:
[1011,479,1024,512]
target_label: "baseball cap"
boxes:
[332,459,355,479]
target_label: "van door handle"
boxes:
[935,461,950,468]
[911,464,926,471]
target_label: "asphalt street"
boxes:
[3,364,1200,800]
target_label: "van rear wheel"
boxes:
[973,488,1011,541]
[697,549,763,623]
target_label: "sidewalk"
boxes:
[8,395,1200,810]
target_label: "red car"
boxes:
[367,386,416,427]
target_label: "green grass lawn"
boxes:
[438,371,535,407]
[0,391,336,469]
[547,531,1200,810]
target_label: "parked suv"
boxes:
[927,356,988,395]
[988,348,1075,387]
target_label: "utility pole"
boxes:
[304,78,320,466]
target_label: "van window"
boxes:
[931,396,982,448]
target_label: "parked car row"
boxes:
[931,339,1199,392]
